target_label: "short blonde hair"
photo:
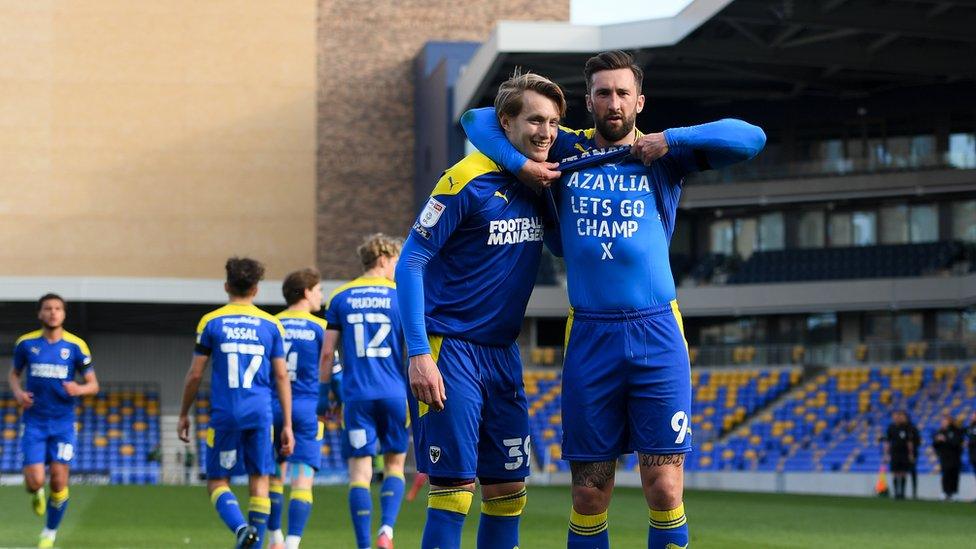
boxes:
[357,233,403,270]
[494,69,567,120]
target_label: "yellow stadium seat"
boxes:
[133,422,148,432]
[2,429,16,441]
[120,445,135,457]
[531,348,543,364]
[321,445,331,455]
[542,348,556,365]
[94,436,108,447]
[108,429,122,439]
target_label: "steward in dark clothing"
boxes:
[933,415,964,500]
[885,411,914,500]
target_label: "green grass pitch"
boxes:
[0,484,972,548]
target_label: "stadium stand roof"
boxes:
[454,0,976,123]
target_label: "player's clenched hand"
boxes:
[14,390,34,409]
[631,132,669,166]
[409,354,446,411]
[517,160,561,192]
[177,415,191,443]
[280,426,295,457]
[62,381,83,396]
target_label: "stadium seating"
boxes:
[523,363,974,476]
[691,364,975,474]
[525,367,801,472]
[726,241,966,284]
[0,386,161,484]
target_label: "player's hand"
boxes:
[14,390,34,409]
[631,132,669,166]
[62,381,84,396]
[177,415,191,443]
[279,426,295,457]
[409,354,446,411]
[516,160,561,192]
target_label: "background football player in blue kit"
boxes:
[322,234,407,549]
[396,71,565,549]
[177,257,294,549]
[462,51,766,549]
[267,268,327,549]
[9,293,100,548]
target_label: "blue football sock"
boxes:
[45,487,70,531]
[248,496,271,546]
[211,486,247,534]
[568,508,609,549]
[422,488,472,549]
[288,488,314,537]
[380,473,406,531]
[478,487,526,549]
[268,483,285,532]
[349,482,373,549]
[648,504,689,549]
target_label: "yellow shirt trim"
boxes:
[326,276,396,309]
[430,152,500,197]
[276,309,329,331]
[196,303,285,338]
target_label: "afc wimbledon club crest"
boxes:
[429,446,441,464]
[60,348,70,360]
[220,449,237,469]
[419,197,445,228]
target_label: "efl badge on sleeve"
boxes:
[419,197,445,228]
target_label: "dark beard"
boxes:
[594,112,635,143]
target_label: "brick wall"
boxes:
[317,0,569,278]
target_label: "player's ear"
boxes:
[636,93,645,114]
[499,113,513,133]
[585,93,593,113]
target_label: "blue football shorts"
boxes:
[273,396,323,470]
[21,417,77,466]
[561,301,692,461]
[412,336,531,481]
[343,397,409,458]
[205,423,274,478]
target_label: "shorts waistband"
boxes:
[570,302,676,322]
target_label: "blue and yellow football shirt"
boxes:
[325,277,405,402]
[547,129,693,310]
[13,330,92,421]
[195,303,286,430]
[275,310,328,399]
[397,152,550,356]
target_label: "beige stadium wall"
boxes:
[0,1,317,280]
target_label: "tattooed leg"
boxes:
[638,453,685,510]
[570,460,616,514]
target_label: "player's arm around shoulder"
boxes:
[633,119,766,170]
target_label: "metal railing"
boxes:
[687,150,976,185]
